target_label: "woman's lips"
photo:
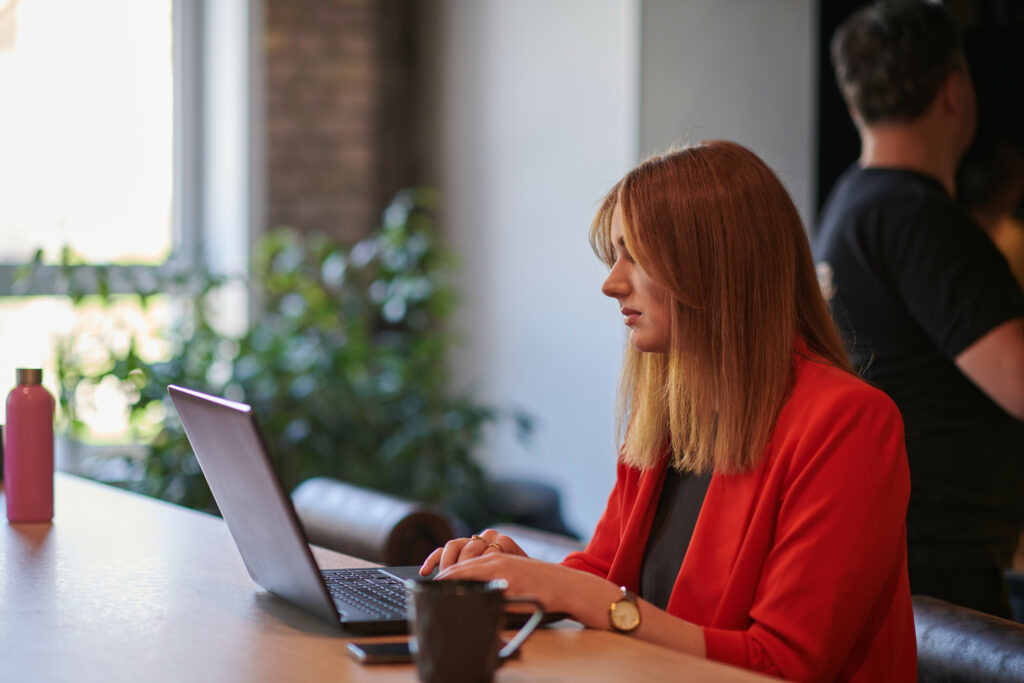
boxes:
[621,307,640,326]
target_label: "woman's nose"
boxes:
[602,262,630,299]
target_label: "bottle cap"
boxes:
[15,368,43,385]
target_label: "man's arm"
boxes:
[956,317,1024,420]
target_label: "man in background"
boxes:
[815,0,1024,618]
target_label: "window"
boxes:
[0,0,174,266]
[0,0,255,449]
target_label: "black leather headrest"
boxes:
[913,594,1024,682]
[292,477,460,566]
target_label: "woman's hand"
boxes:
[419,528,528,576]
[433,551,616,622]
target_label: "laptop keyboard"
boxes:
[322,569,408,620]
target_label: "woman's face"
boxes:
[601,205,672,353]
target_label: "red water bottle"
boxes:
[5,368,55,523]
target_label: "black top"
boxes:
[814,166,1024,566]
[639,467,712,610]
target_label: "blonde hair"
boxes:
[590,141,852,473]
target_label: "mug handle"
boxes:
[498,598,546,661]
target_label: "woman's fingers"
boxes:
[435,552,507,581]
[419,547,443,575]
[420,538,471,575]
[475,529,528,557]
[440,538,473,569]
[420,537,478,575]
[473,530,506,556]
[418,530,529,576]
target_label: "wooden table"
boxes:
[1,474,774,682]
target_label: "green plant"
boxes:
[28,189,529,529]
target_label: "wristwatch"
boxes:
[608,586,641,634]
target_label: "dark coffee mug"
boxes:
[406,578,545,683]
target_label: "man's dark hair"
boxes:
[831,0,963,125]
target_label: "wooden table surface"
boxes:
[0,474,775,682]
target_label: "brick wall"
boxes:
[264,0,416,243]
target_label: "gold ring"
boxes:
[470,534,486,544]
[486,542,504,553]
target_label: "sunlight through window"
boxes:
[0,0,173,264]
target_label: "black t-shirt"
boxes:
[814,166,1024,566]
[639,467,711,610]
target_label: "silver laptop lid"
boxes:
[167,384,340,627]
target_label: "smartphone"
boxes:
[346,641,413,664]
[346,638,520,664]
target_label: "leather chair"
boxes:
[913,594,1024,682]
[292,477,462,566]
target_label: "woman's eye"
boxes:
[612,244,635,266]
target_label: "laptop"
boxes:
[167,384,424,634]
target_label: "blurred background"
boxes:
[0,0,1020,542]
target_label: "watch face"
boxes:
[611,599,640,631]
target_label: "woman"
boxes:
[420,141,916,681]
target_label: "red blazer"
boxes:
[562,351,916,681]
